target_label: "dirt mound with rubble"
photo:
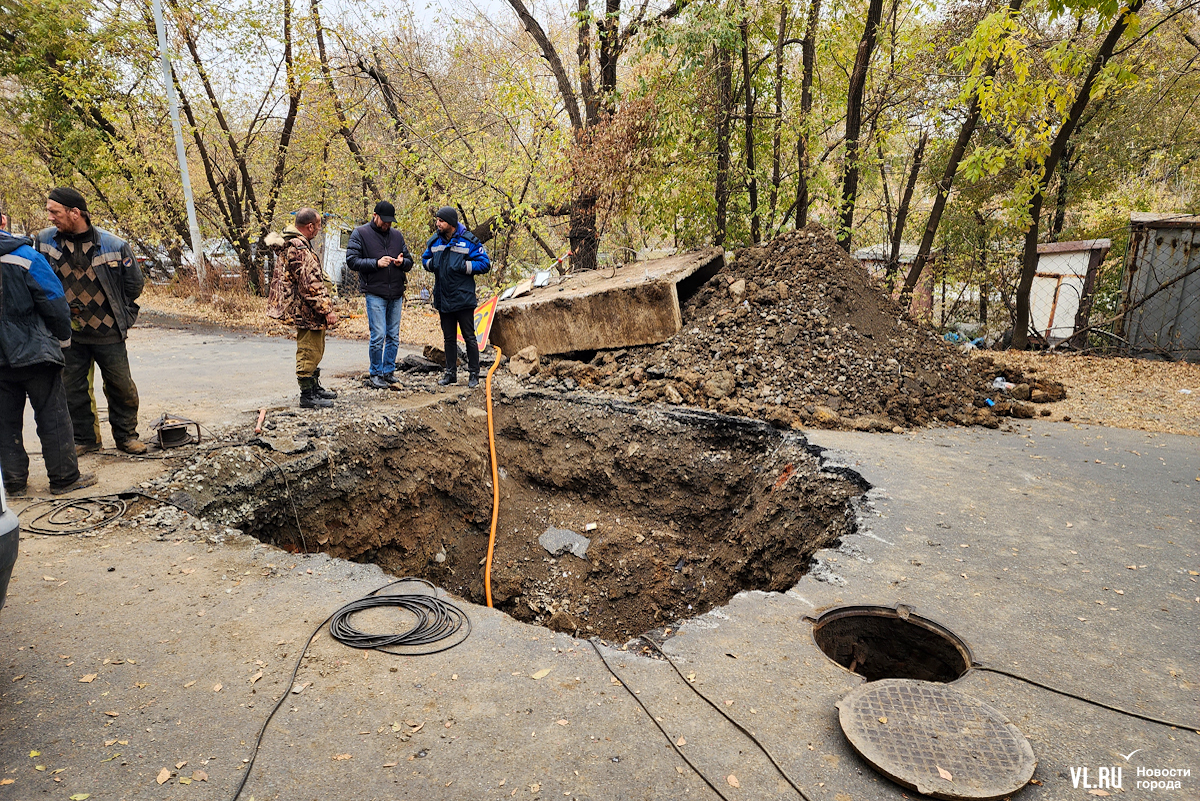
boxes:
[526,225,1064,430]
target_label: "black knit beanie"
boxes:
[435,206,458,228]
[48,187,89,213]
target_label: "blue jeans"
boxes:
[365,294,403,376]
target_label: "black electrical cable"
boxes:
[639,636,816,801]
[328,578,471,655]
[588,639,732,801]
[18,496,127,535]
[229,578,470,801]
[972,665,1200,732]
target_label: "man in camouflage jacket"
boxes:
[266,208,339,408]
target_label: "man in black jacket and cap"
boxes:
[0,208,96,495]
[346,201,413,389]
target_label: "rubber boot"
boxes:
[467,371,480,389]
[312,368,338,399]
[299,377,333,408]
[437,370,457,387]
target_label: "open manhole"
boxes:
[811,605,972,682]
[173,387,865,640]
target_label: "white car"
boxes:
[0,473,18,615]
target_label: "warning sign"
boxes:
[458,294,499,350]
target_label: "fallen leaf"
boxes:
[43,575,56,581]
[727,775,740,788]
[530,783,541,792]
[179,777,192,785]
[79,674,97,683]
[676,736,686,746]
[937,765,953,781]
[29,750,40,757]
[104,739,117,746]
[531,668,552,680]
[0,779,12,785]
[249,670,263,684]
[685,672,697,683]
[69,794,89,800]
[556,719,569,726]
[156,767,171,785]
[1089,791,1110,797]
[212,684,222,692]
[1030,779,1043,785]
[676,767,684,774]
[1115,590,1125,595]
[382,762,397,768]
[878,716,888,724]
[184,681,196,688]
[290,681,311,694]
[609,676,622,686]
[192,769,208,781]
[176,761,187,769]
[408,722,424,733]
[100,753,120,762]
[332,754,352,761]
[104,711,119,717]
[35,765,45,771]
[11,675,23,682]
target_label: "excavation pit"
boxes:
[811,605,973,682]
[184,385,866,641]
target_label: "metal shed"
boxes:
[1031,239,1110,343]
[1117,213,1200,361]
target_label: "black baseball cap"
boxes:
[373,201,396,222]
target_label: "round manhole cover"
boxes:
[836,679,1036,800]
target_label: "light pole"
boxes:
[151,0,206,291]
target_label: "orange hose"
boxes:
[484,346,503,608]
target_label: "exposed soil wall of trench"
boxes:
[166,383,865,640]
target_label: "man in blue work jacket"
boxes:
[422,206,490,388]
[0,208,96,495]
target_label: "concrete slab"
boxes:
[490,248,724,356]
[2,329,1197,801]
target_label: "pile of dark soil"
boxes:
[526,225,1019,430]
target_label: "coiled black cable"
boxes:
[328,577,471,655]
[19,496,127,535]
[229,578,470,801]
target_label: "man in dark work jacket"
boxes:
[35,187,146,455]
[345,201,413,389]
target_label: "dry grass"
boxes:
[980,350,1200,437]
[140,282,444,347]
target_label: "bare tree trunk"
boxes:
[796,0,821,228]
[714,45,734,247]
[1013,0,1144,349]
[886,129,927,288]
[769,3,788,231]
[740,20,760,243]
[837,0,884,251]
[1049,145,1074,241]
[311,0,380,198]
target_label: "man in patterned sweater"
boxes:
[35,187,146,455]
[266,208,340,408]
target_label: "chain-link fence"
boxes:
[864,213,1199,362]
